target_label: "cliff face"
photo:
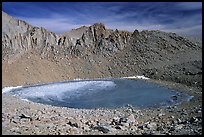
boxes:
[2,12,132,61]
[65,23,132,57]
[2,11,202,88]
[3,11,200,61]
[2,11,60,61]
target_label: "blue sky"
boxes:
[2,2,202,38]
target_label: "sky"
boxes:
[2,2,202,38]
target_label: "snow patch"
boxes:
[2,86,23,94]
[21,98,31,102]
[74,78,82,80]
[123,75,150,80]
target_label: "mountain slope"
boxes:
[2,11,202,88]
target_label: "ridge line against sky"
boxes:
[2,2,202,38]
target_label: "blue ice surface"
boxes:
[3,79,193,109]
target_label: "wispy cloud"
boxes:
[15,13,89,34]
[17,16,81,34]
[2,2,202,38]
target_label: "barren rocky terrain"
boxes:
[2,11,202,135]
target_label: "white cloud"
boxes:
[163,24,202,38]
[15,14,88,34]
[13,3,201,39]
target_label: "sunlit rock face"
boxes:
[2,11,202,88]
[3,79,193,109]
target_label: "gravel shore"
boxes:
[2,79,202,135]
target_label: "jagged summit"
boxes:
[2,11,11,20]
[2,11,201,61]
[92,22,106,28]
[2,11,32,38]
[64,25,89,40]
[72,25,88,30]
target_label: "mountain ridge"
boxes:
[2,11,202,89]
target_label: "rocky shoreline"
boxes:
[2,79,202,135]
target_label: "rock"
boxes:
[67,119,82,128]
[151,131,166,135]
[19,114,31,119]
[142,130,152,135]
[119,117,127,123]
[19,114,32,121]
[181,112,187,115]
[93,125,113,133]
[68,127,82,135]
[127,114,135,122]
[115,125,126,130]
[174,124,184,130]
[170,116,175,119]
[196,110,202,113]
[98,119,108,125]
[177,118,182,124]
[169,124,184,131]
[138,125,145,130]
[111,117,120,125]
[158,113,165,117]
[11,119,18,124]
[190,117,199,123]
[172,120,178,124]
[156,125,164,131]
[121,122,130,127]
[118,114,136,127]
[166,132,172,135]
[85,120,95,127]
[171,95,178,101]
[126,114,136,126]
[82,125,90,131]
[146,122,157,130]
[10,127,21,134]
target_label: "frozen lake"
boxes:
[2,78,193,109]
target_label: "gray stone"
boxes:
[93,125,113,133]
[177,118,182,124]
[190,117,199,123]
[146,122,158,130]
[66,118,81,128]
[174,124,184,130]
[115,125,126,130]
[138,125,145,130]
[111,117,120,125]
[158,113,165,117]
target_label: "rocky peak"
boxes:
[88,23,108,41]
[2,11,12,22]
[75,25,88,31]
[63,25,89,42]
[2,11,201,63]
[2,11,60,61]
[92,23,106,29]
[132,29,139,36]
[2,11,33,38]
